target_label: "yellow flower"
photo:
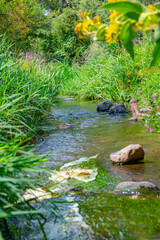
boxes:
[134,21,144,31]
[108,0,125,2]
[80,11,90,20]
[92,16,101,24]
[74,19,93,39]
[83,19,93,30]
[74,22,83,34]
[147,4,155,12]
[109,11,120,24]
[105,24,119,43]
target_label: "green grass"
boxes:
[0,37,60,238]
[59,34,160,103]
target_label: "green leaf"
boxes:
[150,23,160,68]
[102,1,149,14]
[124,11,140,21]
[96,24,107,41]
[154,3,160,11]
[154,21,160,41]
[120,20,135,59]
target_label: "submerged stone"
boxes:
[63,98,76,101]
[116,181,159,191]
[58,123,72,129]
[97,100,114,112]
[50,168,97,183]
[110,144,145,164]
[138,108,153,114]
[127,117,138,122]
[23,188,52,202]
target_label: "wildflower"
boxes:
[93,16,101,24]
[133,112,136,117]
[154,101,158,104]
[131,99,136,103]
[131,102,137,111]
[147,127,152,132]
[105,24,119,43]
[137,90,141,94]
[80,11,89,19]
[134,21,144,31]
[83,19,93,30]
[109,11,120,24]
[108,0,125,2]
[74,23,83,34]
[151,93,156,98]
[147,4,155,12]
[157,106,159,109]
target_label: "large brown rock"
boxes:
[110,144,144,164]
[116,181,159,190]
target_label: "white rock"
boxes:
[110,144,144,164]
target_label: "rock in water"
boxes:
[109,102,128,115]
[127,117,137,122]
[97,100,114,112]
[63,98,76,101]
[138,108,153,114]
[58,123,72,129]
[116,181,159,190]
[110,144,144,164]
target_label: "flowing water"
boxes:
[13,100,160,240]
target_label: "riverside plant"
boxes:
[75,0,160,69]
[0,37,60,238]
[74,0,160,132]
[20,50,47,64]
[130,90,160,133]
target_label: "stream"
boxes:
[12,99,160,240]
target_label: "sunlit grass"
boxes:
[0,37,60,238]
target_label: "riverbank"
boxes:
[0,38,60,234]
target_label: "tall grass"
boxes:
[59,33,160,104]
[0,37,60,238]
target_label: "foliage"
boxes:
[38,0,110,62]
[59,40,142,101]
[46,8,89,62]
[0,37,60,238]
[0,0,49,51]
[75,0,160,69]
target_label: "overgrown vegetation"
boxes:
[0,37,61,238]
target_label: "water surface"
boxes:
[13,100,160,240]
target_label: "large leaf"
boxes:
[154,3,160,11]
[150,22,160,68]
[154,21,160,41]
[96,24,108,40]
[102,1,149,14]
[120,20,135,59]
[124,11,140,21]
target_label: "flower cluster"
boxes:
[108,0,125,2]
[146,124,152,132]
[130,99,137,117]
[74,11,101,39]
[105,10,121,44]
[20,50,46,64]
